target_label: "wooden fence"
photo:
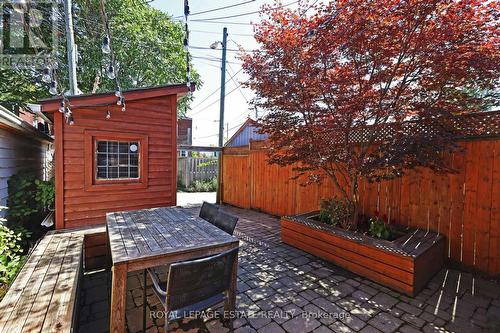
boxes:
[177,157,218,187]
[221,138,500,277]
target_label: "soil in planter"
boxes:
[308,214,406,242]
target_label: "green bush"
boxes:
[319,197,354,228]
[6,173,54,241]
[0,225,31,299]
[368,217,393,240]
[180,178,218,193]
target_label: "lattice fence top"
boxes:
[344,110,500,144]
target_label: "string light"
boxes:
[106,110,111,119]
[49,81,58,95]
[102,35,111,54]
[42,67,52,83]
[58,101,65,113]
[106,64,116,79]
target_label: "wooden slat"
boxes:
[21,236,71,332]
[0,234,54,331]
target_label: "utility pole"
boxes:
[63,0,79,95]
[218,27,228,147]
[226,122,229,140]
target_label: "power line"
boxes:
[194,120,247,140]
[190,20,254,26]
[190,29,254,37]
[180,0,256,17]
[189,83,241,116]
[189,67,243,111]
[191,0,299,21]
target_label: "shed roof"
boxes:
[40,83,195,115]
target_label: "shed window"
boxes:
[96,140,139,179]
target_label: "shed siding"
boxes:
[229,125,267,147]
[0,128,52,218]
[58,95,177,228]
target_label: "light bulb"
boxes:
[58,101,65,113]
[106,64,116,79]
[42,68,51,83]
[49,81,58,95]
[69,115,75,125]
[106,110,111,119]
[116,97,122,106]
[102,36,111,54]
[121,105,126,112]
[115,89,122,97]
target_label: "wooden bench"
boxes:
[0,226,105,332]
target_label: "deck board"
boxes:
[0,226,100,333]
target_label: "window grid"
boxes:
[96,140,139,180]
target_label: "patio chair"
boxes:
[213,210,239,236]
[143,248,239,333]
[199,201,219,224]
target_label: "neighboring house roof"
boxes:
[0,105,53,142]
[225,118,268,147]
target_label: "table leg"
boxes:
[110,262,128,333]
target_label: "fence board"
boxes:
[222,138,500,277]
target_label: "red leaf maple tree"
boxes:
[241,0,499,226]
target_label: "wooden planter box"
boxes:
[281,212,445,296]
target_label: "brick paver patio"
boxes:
[78,205,500,333]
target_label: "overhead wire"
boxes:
[176,0,256,18]
[191,0,299,22]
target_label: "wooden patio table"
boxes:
[106,207,240,333]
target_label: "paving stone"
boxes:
[258,322,285,333]
[246,287,275,302]
[312,297,345,315]
[401,313,425,328]
[399,324,423,333]
[303,303,337,326]
[358,284,378,296]
[234,326,257,333]
[349,304,378,321]
[300,289,322,301]
[126,306,154,333]
[339,313,366,331]
[396,301,423,316]
[282,315,321,333]
[247,315,272,330]
[256,299,277,311]
[359,325,382,333]
[352,290,371,302]
[313,326,334,333]
[329,320,355,333]
[367,312,403,333]
[369,293,398,310]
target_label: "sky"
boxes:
[150,0,303,147]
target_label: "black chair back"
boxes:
[213,211,239,235]
[165,248,238,311]
[199,202,219,224]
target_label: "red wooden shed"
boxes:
[41,84,194,229]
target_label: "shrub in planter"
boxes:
[319,197,353,228]
[368,217,393,240]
